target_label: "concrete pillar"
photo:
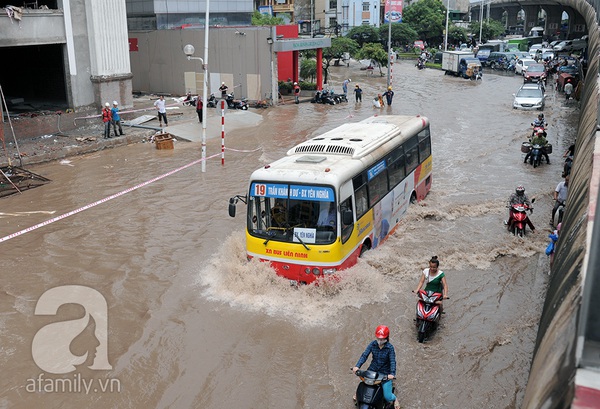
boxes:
[503,6,521,28]
[569,10,587,39]
[84,0,133,108]
[522,5,541,35]
[544,5,564,40]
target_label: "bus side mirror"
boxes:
[228,197,237,217]
[342,210,353,225]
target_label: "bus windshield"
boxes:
[248,183,337,245]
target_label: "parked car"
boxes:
[476,48,491,65]
[414,40,425,50]
[513,83,546,110]
[433,51,443,64]
[515,58,537,75]
[524,63,547,83]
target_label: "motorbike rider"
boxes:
[532,113,546,129]
[352,325,400,409]
[552,175,569,225]
[413,255,448,304]
[505,185,535,232]
[524,129,550,164]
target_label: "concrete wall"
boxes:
[128,26,273,101]
[521,0,600,406]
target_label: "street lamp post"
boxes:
[444,0,450,51]
[479,0,484,44]
[183,1,210,173]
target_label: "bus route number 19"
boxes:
[254,184,266,196]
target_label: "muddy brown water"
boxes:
[0,61,579,408]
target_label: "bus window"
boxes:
[271,199,288,227]
[340,196,354,243]
[355,185,368,218]
[388,152,406,188]
[404,136,419,173]
[368,170,388,207]
[418,128,431,162]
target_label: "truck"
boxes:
[441,51,475,76]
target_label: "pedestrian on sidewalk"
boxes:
[102,102,112,139]
[196,98,203,123]
[219,82,229,98]
[154,95,168,127]
[111,101,124,136]
[354,84,362,103]
[293,82,301,104]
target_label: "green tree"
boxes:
[251,11,284,26]
[469,19,505,43]
[346,26,380,47]
[448,25,468,46]
[355,43,388,76]
[378,23,419,48]
[300,59,317,82]
[402,0,445,45]
[321,37,360,84]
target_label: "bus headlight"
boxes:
[323,268,337,275]
[312,268,321,275]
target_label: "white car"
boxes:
[513,83,546,110]
[528,44,543,58]
[515,58,537,75]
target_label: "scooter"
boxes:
[206,93,218,108]
[182,93,197,107]
[416,58,426,70]
[225,93,248,110]
[353,370,396,409]
[311,90,335,105]
[415,289,443,343]
[553,201,565,228]
[507,198,535,237]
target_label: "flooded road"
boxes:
[0,60,579,408]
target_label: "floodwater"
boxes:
[0,61,579,409]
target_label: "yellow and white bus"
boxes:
[229,115,432,284]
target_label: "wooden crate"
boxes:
[155,133,174,150]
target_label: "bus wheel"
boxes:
[410,192,417,204]
[359,243,370,257]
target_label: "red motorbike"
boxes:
[415,289,443,343]
[507,199,535,237]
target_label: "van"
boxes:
[476,48,491,64]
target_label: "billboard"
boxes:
[384,0,403,23]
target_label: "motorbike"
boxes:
[225,93,248,110]
[206,93,218,108]
[553,201,565,228]
[528,143,551,168]
[415,289,443,343]
[416,58,426,70]
[311,90,335,105]
[182,93,197,107]
[353,370,396,409]
[507,198,535,237]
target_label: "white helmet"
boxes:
[294,82,298,85]
[105,102,110,107]
[113,101,118,106]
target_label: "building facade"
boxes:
[0,0,132,111]
[125,0,255,30]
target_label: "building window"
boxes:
[362,20,370,25]
[362,2,369,12]
[329,17,337,27]
[329,0,337,9]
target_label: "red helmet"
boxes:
[375,325,390,339]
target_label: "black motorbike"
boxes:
[225,93,248,110]
[529,143,551,168]
[311,90,335,105]
[206,93,218,108]
[416,58,426,70]
[353,370,396,409]
[563,156,573,177]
